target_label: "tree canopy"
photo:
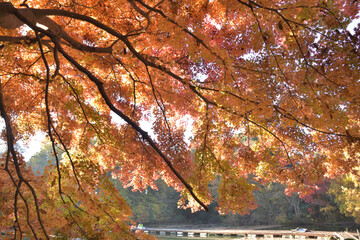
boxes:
[0,0,359,239]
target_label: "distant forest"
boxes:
[27,144,359,230]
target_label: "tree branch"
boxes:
[0,80,50,240]
[55,40,209,211]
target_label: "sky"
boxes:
[0,118,46,161]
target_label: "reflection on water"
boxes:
[156,237,245,240]
[153,233,282,240]
[155,236,285,240]
[147,223,360,240]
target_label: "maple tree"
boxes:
[0,0,360,238]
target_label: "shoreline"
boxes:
[146,224,283,230]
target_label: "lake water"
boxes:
[146,223,360,240]
[154,235,288,240]
[155,236,248,240]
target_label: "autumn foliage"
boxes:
[0,0,360,238]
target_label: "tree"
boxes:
[330,171,360,223]
[27,143,57,175]
[113,177,186,224]
[0,0,359,238]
